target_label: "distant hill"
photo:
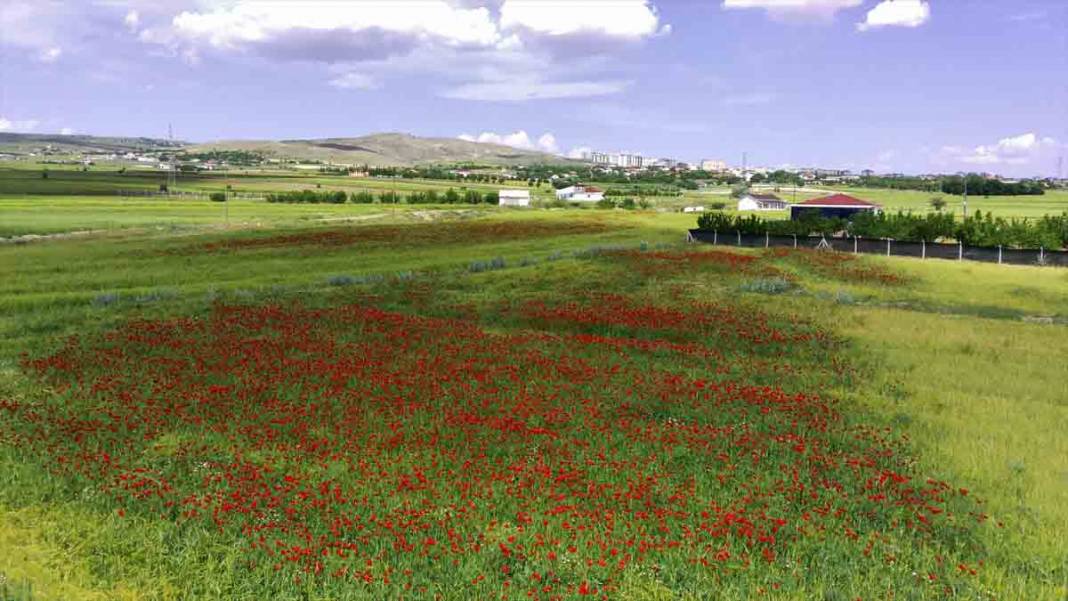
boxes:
[0,131,575,167]
[0,133,181,154]
[187,133,571,167]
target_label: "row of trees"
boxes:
[264,188,500,205]
[857,174,1047,196]
[696,210,1068,249]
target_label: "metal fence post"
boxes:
[765,231,769,248]
[886,238,891,257]
[1040,247,1045,265]
[958,241,963,261]
[737,231,741,246]
[853,236,858,255]
[922,239,926,260]
[713,230,718,245]
[793,234,797,249]
[998,245,1003,264]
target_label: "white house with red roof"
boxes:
[789,193,881,220]
[555,185,605,202]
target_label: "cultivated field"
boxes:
[1,172,1066,600]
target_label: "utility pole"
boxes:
[962,174,968,218]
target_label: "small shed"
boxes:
[738,193,787,211]
[498,189,531,207]
[790,193,881,220]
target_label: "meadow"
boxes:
[1,170,1066,600]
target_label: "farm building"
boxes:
[790,193,881,220]
[737,193,787,211]
[555,185,605,202]
[498,189,531,207]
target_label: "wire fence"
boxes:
[687,229,1068,268]
[116,190,267,200]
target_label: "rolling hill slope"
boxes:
[187,132,570,166]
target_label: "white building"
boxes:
[701,159,728,172]
[498,189,531,207]
[556,185,605,202]
[737,193,788,211]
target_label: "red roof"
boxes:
[797,193,880,207]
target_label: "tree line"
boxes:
[264,188,500,205]
[856,174,1047,196]
[696,210,1068,249]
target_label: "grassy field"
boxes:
[2,204,1066,599]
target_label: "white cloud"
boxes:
[39,46,62,63]
[124,9,140,31]
[567,146,593,159]
[60,127,76,135]
[443,79,631,101]
[0,116,40,132]
[457,130,559,153]
[137,1,667,101]
[935,133,1063,173]
[723,0,862,22]
[328,72,379,90]
[857,0,930,31]
[142,2,501,61]
[500,1,666,37]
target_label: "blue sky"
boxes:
[1,0,1065,176]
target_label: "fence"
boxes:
[686,230,1068,268]
[116,190,267,200]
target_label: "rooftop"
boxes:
[796,193,880,208]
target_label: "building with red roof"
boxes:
[790,193,881,220]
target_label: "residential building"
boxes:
[737,193,788,211]
[498,189,531,207]
[555,185,605,202]
[701,159,727,172]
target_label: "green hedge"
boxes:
[696,210,1068,249]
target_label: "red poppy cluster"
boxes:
[768,248,905,285]
[7,286,977,597]
[195,220,610,253]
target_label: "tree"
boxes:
[41,170,49,179]
[929,196,947,211]
[729,184,748,199]
[209,192,227,202]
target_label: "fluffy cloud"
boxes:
[722,0,862,22]
[959,133,1057,165]
[0,116,40,132]
[60,127,76,135]
[141,2,500,62]
[457,130,559,153]
[857,0,930,31]
[39,47,62,63]
[567,146,593,159]
[499,1,666,38]
[328,72,379,90]
[935,133,1062,174]
[442,79,631,101]
[136,1,666,101]
[124,10,140,31]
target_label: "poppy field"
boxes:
[1,214,1065,600]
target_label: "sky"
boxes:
[1,0,1065,177]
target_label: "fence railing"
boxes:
[116,190,267,199]
[687,230,1068,268]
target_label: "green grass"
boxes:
[1,206,1065,599]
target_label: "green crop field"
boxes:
[1,169,1066,599]
[2,199,1068,597]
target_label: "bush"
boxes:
[209,192,227,202]
[740,277,793,295]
